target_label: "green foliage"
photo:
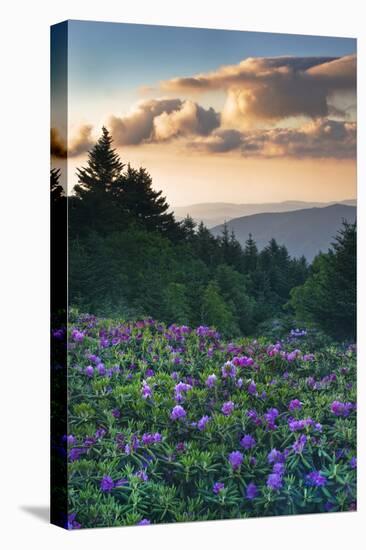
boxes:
[290,222,356,341]
[66,316,357,528]
[201,280,236,335]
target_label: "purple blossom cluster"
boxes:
[170,405,186,421]
[228,451,244,471]
[221,401,235,416]
[66,317,356,527]
[330,400,355,417]
[100,475,128,492]
[221,361,237,379]
[305,471,327,487]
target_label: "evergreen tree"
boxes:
[122,164,182,238]
[71,127,126,235]
[51,167,64,203]
[243,233,258,273]
[218,223,244,270]
[180,215,197,241]
[201,280,235,335]
[163,282,190,325]
[290,221,356,341]
[74,126,124,198]
[193,222,220,268]
[215,264,255,335]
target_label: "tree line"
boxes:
[51,127,356,341]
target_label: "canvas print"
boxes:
[51,20,357,529]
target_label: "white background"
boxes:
[0,1,364,548]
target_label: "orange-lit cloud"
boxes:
[51,55,356,161]
[50,128,67,158]
[51,125,94,158]
[109,98,220,145]
[188,118,356,159]
[161,55,356,126]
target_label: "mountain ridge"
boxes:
[209,204,356,262]
[173,199,356,228]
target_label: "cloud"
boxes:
[109,98,220,145]
[51,125,94,158]
[69,125,94,157]
[161,55,356,126]
[188,118,356,159]
[50,128,67,158]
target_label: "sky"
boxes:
[51,20,357,206]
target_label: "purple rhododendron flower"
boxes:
[100,475,114,492]
[141,381,152,399]
[153,432,162,443]
[175,382,192,394]
[247,409,261,426]
[221,361,236,379]
[247,380,257,395]
[240,434,256,450]
[267,473,283,490]
[67,513,81,530]
[213,482,225,494]
[66,434,77,446]
[69,448,85,462]
[264,408,279,430]
[142,432,163,445]
[138,519,151,525]
[292,434,307,454]
[306,471,327,487]
[205,374,217,388]
[233,355,254,367]
[330,400,354,417]
[95,427,107,439]
[246,482,258,500]
[222,401,235,416]
[349,456,357,469]
[290,328,307,337]
[288,417,314,432]
[124,443,131,455]
[228,451,243,470]
[197,415,210,431]
[96,363,106,376]
[170,405,186,420]
[112,408,121,418]
[272,462,285,475]
[288,399,302,411]
[71,329,85,342]
[85,365,94,377]
[83,436,96,447]
[136,470,149,482]
[267,448,284,464]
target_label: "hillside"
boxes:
[174,199,356,228]
[210,204,356,261]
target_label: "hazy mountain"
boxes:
[174,199,356,228]
[210,204,356,262]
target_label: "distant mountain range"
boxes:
[173,199,356,228]
[209,204,356,262]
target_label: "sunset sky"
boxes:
[51,20,357,207]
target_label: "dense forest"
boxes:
[51,127,356,341]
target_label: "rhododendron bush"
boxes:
[62,314,356,528]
